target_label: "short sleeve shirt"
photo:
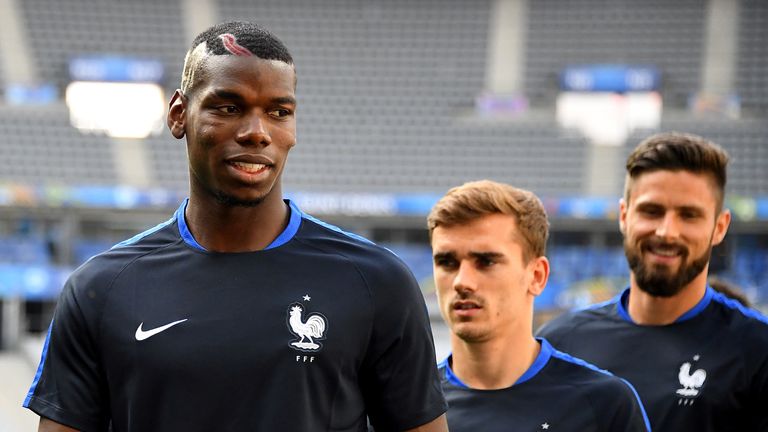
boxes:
[538,287,768,431]
[439,338,650,432]
[24,200,447,431]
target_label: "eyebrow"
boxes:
[271,96,297,106]
[209,90,296,106]
[469,251,504,260]
[210,89,245,101]
[636,202,705,213]
[433,251,504,260]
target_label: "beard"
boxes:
[624,237,712,298]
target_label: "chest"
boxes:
[97,252,373,386]
[444,386,607,432]
[567,324,756,429]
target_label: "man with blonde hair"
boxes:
[429,180,649,431]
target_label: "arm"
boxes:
[750,349,768,431]
[607,378,651,432]
[360,252,447,431]
[24,266,112,431]
[39,418,79,432]
[403,414,448,432]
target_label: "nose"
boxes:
[453,261,477,294]
[655,212,680,240]
[235,113,272,146]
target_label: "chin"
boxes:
[452,325,490,343]
[212,190,268,207]
[214,181,282,207]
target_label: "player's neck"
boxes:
[185,192,290,252]
[627,270,709,325]
[450,330,539,390]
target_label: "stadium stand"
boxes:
[18,0,186,92]
[0,3,766,430]
[0,236,50,265]
[0,49,4,98]
[737,0,768,115]
[0,104,118,185]
[525,0,707,108]
[0,0,764,339]
[144,129,190,191]
[71,239,113,266]
[217,0,586,195]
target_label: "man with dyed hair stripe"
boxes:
[24,21,447,432]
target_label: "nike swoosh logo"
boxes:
[135,319,188,341]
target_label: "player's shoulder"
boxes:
[709,290,768,341]
[545,343,650,431]
[68,215,181,293]
[710,290,768,325]
[296,210,412,274]
[548,344,621,386]
[546,342,644,405]
[537,295,622,339]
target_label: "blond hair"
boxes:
[428,180,549,262]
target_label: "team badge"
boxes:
[676,354,706,406]
[286,296,328,352]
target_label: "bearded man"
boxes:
[538,132,768,431]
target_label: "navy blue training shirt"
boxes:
[24,200,447,431]
[439,338,650,432]
[538,287,768,431]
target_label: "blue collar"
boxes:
[617,286,714,324]
[440,338,553,389]
[175,198,302,252]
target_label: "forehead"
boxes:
[628,170,719,210]
[431,213,522,251]
[195,55,296,96]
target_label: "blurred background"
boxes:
[0,0,766,429]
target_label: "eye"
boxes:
[215,105,240,114]
[476,256,495,268]
[680,210,701,220]
[268,108,293,118]
[638,206,663,217]
[434,257,457,270]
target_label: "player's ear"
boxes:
[528,256,549,297]
[711,208,731,246]
[167,89,187,139]
[619,198,628,235]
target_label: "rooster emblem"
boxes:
[287,304,327,351]
[676,361,706,397]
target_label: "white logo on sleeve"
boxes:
[676,354,706,406]
[287,300,327,352]
[135,319,188,341]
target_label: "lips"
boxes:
[225,155,273,177]
[642,239,688,264]
[453,301,481,310]
[450,298,483,319]
[229,161,268,174]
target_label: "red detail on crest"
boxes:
[218,33,254,56]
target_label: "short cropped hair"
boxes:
[624,132,729,211]
[180,21,294,95]
[427,180,549,262]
